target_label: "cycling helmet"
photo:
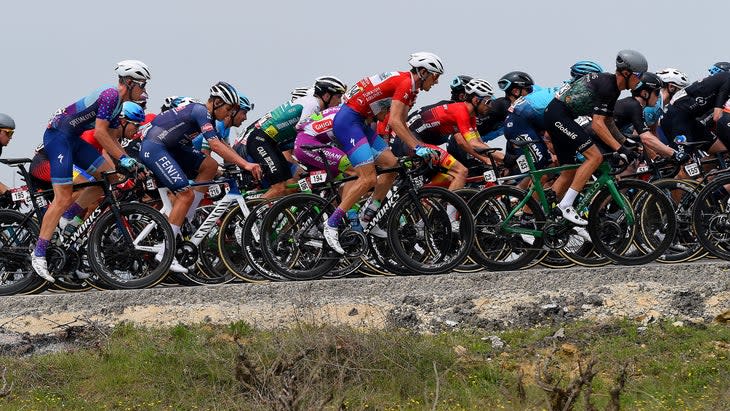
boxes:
[656,68,689,88]
[209,81,239,106]
[115,60,151,81]
[497,71,535,91]
[632,72,663,95]
[570,60,604,79]
[408,52,444,75]
[160,96,200,112]
[238,94,254,111]
[615,50,648,72]
[464,79,495,99]
[0,113,15,129]
[708,62,730,75]
[450,75,474,93]
[314,76,347,95]
[120,102,146,123]
[291,87,311,101]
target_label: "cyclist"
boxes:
[245,76,347,198]
[31,60,151,282]
[448,75,473,103]
[325,52,444,254]
[293,105,355,180]
[649,68,690,144]
[393,78,495,190]
[708,62,730,77]
[30,102,147,190]
[586,72,680,161]
[194,94,254,155]
[0,113,15,199]
[140,81,262,272]
[504,61,605,174]
[659,61,730,154]
[545,49,648,226]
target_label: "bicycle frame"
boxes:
[498,145,634,238]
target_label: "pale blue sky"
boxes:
[1,0,726,184]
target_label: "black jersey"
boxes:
[675,71,730,117]
[477,97,510,135]
[555,72,621,117]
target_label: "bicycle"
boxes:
[467,139,677,270]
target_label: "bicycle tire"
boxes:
[387,187,474,274]
[692,173,730,260]
[88,202,175,289]
[0,209,48,295]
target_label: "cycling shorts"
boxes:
[544,99,594,165]
[245,128,292,185]
[504,112,551,169]
[140,140,205,192]
[332,104,388,167]
[43,127,105,185]
[293,133,351,179]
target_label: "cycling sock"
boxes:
[327,208,346,228]
[186,191,205,222]
[361,199,381,223]
[34,238,50,257]
[558,188,579,210]
[62,202,84,220]
[171,224,181,238]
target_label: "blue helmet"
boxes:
[708,62,730,75]
[570,60,604,79]
[238,94,254,111]
[120,101,145,123]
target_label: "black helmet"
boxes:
[450,75,473,93]
[497,71,534,92]
[615,49,648,73]
[632,72,663,96]
[314,76,347,96]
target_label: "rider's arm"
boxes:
[639,131,674,157]
[93,119,127,160]
[208,137,262,180]
[389,100,421,150]
[591,114,623,150]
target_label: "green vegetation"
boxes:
[0,319,728,410]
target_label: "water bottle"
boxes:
[347,209,363,232]
[674,135,687,145]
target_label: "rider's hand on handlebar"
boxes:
[618,145,640,163]
[415,145,439,165]
[244,162,263,180]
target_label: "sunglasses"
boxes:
[0,128,14,137]
[131,80,147,90]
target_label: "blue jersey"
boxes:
[145,103,219,147]
[49,86,122,134]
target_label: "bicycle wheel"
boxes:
[652,178,707,263]
[467,185,546,271]
[692,173,730,260]
[387,187,474,274]
[0,209,48,295]
[453,187,483,273]
[588,178,676,265]
[260,193,339,280]
[88,202,175,289]
[178,205,236,285]
[219,199,280,282]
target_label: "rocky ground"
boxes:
[0,260,728,353]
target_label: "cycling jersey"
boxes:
[253,95,322,145]
[555,72,620,117]
[48,86,122,134]
[670,71,730,116]
[610,97,650,135]
[192,120,229,152]
[343,71,418,118]
[293,106,352,178]
[144,103,218,147]
[407,102,479,144]
[80,129,103,153]
[477,97,510,137]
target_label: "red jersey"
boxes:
[410,102,479,142]
[344,71,418,118]
[80,130,103,153]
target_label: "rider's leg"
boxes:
[558,144,601,209]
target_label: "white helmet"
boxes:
[656,68,690,88]
[464,79,494,99]
[209,81,239,106]
[408,52,444,75]
[161,96,200,112]
[314,76,347,95]
[115,59,151,81]
[290,86,311,102]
